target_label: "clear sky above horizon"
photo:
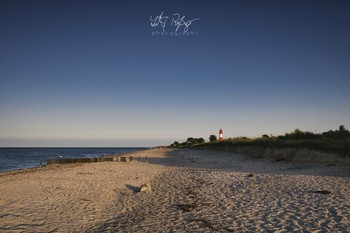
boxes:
[1,0,350,147]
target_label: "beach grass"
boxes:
[196,137,350,157]
[172,126,350,157]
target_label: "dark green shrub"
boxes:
[209,135,217,142]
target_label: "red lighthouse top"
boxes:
[219,129,223,141]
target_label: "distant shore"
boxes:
[1,148,349,232]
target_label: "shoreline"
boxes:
[1,148,349,232]
[0,147,150,175]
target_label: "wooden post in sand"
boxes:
[40,160,42,168]
[145,156,148,163]
[129,156,133,162]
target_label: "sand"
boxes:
[1,148,350,232]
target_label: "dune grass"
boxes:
[196,137,350,157]
[172,126,350,157]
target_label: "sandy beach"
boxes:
[1,148,350,232]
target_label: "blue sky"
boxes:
[1,0,349,146]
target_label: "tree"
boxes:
[169,137,206,148]
[169,141,180,148]
[185,137,205,145]
[322,125,350,139]
[339,125,346,132]
[209,135,217,142]
[186,137,195,144]
[197,138,205,144]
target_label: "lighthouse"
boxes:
[219,129,223,141]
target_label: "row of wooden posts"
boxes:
[44,156,149,166]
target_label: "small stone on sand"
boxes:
[140,183,152,192]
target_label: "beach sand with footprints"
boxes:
[1,148,350,232]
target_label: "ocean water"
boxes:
[0,147,146,172]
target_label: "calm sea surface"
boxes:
[0,147,146,172]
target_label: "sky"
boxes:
[0,0,350,147]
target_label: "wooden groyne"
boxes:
[46,157,113,166]
[45,154,150,166]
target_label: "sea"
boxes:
[0,147,146,172]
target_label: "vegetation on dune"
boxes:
[169,137,205,148]
[169,125,350,157]
[209,135,217,142]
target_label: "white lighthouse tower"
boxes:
[219,129,223,141]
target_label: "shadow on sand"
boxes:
[143,149,350,178]
[125,184,140,193]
